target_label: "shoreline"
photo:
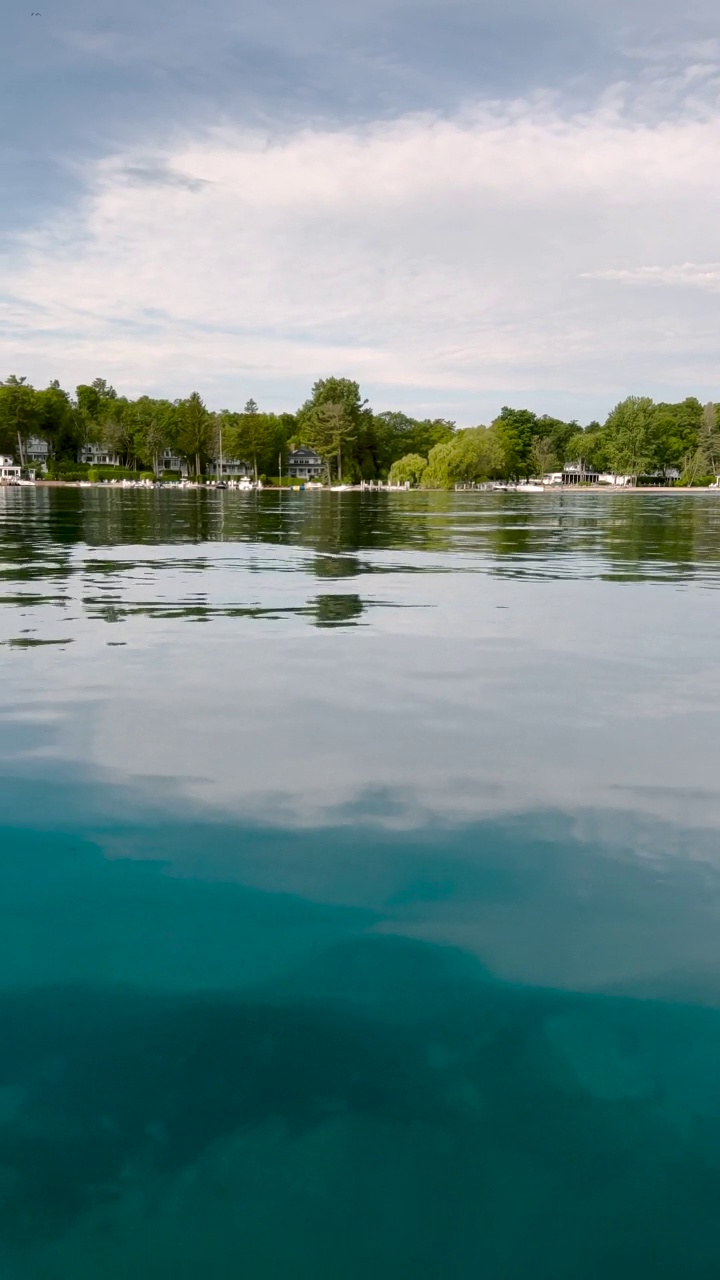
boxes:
[9,481,717,494]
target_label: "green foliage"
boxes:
[0,376,42,462]
[605,396,658,479]
[34,382,75,459]
[373,412,454,476]
[388,453,427,486]
[529,436,558,479]
[682,402,720,482]
[93,467,143,481]
[221,404,281,482]
[533,414,579,461]
[491,407,537,478]
[4,374,720,488]
[46,460,90,480]
[421,442,458,489]
[304,402,356,482]
[127,396,177,473]
[654,398,702,472]
[563,426,610,473]
[419,427,503,488]
[175,392,213,476]
[297,378,371,482]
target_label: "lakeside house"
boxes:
[561,461,601,485]
[157,449,188,476]
[0,455,22,482]
[544,462,682,487]
[215,457,254,480]
[287,446,323,481]
[78,442,121,467]
[26,437,51,468]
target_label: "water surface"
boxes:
[2,488,720,1277]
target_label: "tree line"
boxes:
[389,398,720,488]
[0,374,718,485]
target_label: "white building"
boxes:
[157,449,188,476]
[78,442,121,467]
[26,436,51,468]
[562,461,600,484]
[0,455,21,482]
[215,457,253,479]
[287,446,323,480]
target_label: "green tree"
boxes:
[297,378,372,481]
[419,427,504,488]
[454,427,505,482]
[421,441,459,489]
[223,400,276,482]
[128,397,175,474]
[533,414,579,465]
[175,392,213,476]
[0,376,42,464]
[562,424,610,473]
[101,399,138,467]
[681,402,720,483]
[699,402,720,476]
[605,396,658,481]
[36,381,77,460]
[74,378,119,451]
[373,412,455,476]
[530,436,557,479]
[388,453,427,486]
[654,398,702,473]
[491,407,538,478]
[308,401,357,482]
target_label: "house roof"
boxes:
[289,446,321,459]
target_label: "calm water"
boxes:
[2,486,720,1277]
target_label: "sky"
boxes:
[2,0,720,424]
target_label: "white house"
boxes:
[26,436,51,468]
[287,446,323,480]
[562,461,600,484]
[78,442,121,467]
[157,449,188,476]
[0,455,21,482]
[543,464,600,485]
[214,456,253,480]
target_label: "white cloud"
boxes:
[581,262,720,286]
[2,95,720,417]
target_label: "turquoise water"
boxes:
[2,487,720,1277]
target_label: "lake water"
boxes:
[2,486,720,1277]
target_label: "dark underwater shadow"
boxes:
[2,934,720,1277]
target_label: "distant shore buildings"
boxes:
[19,438,324,483]
[0,443,698,491]
[544,461,681,487]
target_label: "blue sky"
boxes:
[2,0,720,423]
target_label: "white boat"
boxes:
[517,482,545,492]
